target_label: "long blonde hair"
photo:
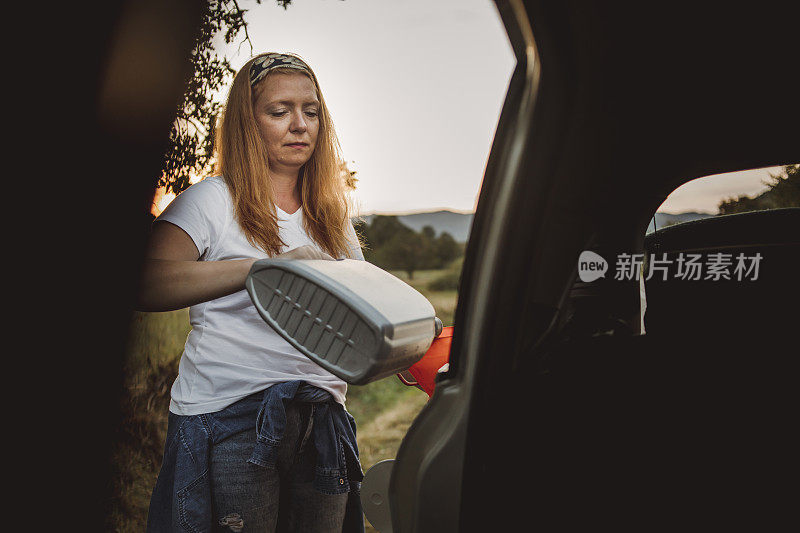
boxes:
[214,53,359,258]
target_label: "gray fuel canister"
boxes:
[245,258,436,385]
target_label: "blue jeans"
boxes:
[147,383,364,533]
[211,402,348,532]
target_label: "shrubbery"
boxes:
[354,216,464,279]
[428,270,460,291]
[718,164,800,214]
[428,257,464,291]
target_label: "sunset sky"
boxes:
[153,0,784,217]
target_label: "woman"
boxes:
[141,53,365,532]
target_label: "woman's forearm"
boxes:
[136,258,257,312]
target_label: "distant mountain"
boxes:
[645,211,715,234]
[355,209,714,242]
[357,210,474,243]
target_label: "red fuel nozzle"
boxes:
[397,324,453,397]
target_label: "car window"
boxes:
[640,163,798,335]
[646,164,798,233]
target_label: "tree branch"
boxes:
[187,117,208,136]
[231,0,255,56]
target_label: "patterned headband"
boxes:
[249,53,312,86]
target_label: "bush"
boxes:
[429,269,460,291]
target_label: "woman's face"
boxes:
[252,72,320,171]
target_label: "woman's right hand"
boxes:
[274,244,334,261]
[135,221,257,312]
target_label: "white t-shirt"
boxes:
[155,175,364,415]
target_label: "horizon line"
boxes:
[354,208,718,217]
[357,207,476,216]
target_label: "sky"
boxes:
[656,167,784,214]
[153,0,786,217]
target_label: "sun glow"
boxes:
[150,173,204,217]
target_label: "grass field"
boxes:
[108,267,457,532]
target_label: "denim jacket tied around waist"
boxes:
[146,380,365,532]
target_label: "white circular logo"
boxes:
[578,251,608,282]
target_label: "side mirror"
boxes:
[245,258,437,385]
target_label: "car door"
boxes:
[390,1,800,531]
